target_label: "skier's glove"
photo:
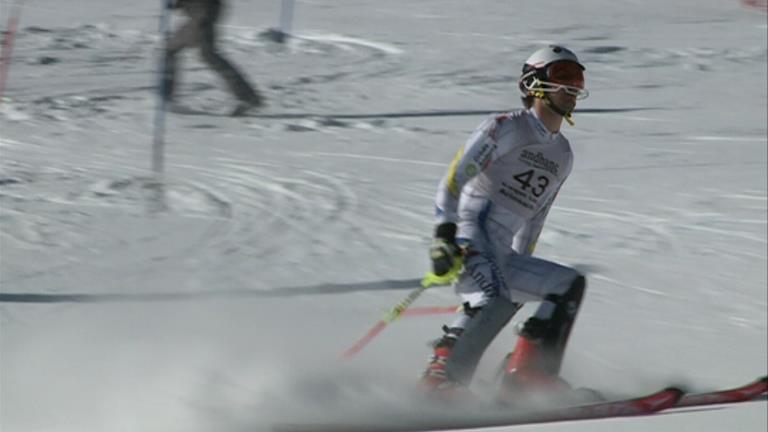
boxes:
[431,222,461,276]
[421,222,464,287]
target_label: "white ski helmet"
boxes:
[518,45,588,100]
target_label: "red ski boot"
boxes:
[419,328,466,400]
[420,346,453,389]
[497,335,571,407]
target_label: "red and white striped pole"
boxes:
[0,0,24,105]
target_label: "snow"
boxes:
[1,0,766,431]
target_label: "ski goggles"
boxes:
[545,61,588,98]
[520,74,590,100]
[547,61,585,89]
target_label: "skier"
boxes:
[163,0,264,116]
[419,45,590,404]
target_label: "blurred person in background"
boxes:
[419,45,591,406]
[164,0,264,116]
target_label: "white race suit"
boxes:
[433,108,585,383]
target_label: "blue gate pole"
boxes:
[280,0,295,38]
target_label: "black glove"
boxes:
[430,222,462,276]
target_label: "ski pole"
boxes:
[0,0,24,105]
[341,283,431,359]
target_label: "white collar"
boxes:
[528,108,559,140]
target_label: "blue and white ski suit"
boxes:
[434,108,583,329]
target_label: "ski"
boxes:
[676,375,767,408]
[272,387,684,432]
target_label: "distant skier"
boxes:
[164,0,264,116]
[419,45,590,404]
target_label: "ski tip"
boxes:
[650,387,686,412]
[661,386,686,396]
[756,376,767,393]
[661,387,686,405]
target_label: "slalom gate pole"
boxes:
[151,0,174,210]
[341,283,431,359]
[279,0,295,39]
[0,0,24,105]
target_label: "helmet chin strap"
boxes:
[542,94,575,126]
[528,79,575,126]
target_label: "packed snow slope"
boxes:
[1,0,766,431]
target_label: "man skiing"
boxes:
[164,0,264,116]
[420,45,590,404]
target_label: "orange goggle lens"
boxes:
[547,61,585,89]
